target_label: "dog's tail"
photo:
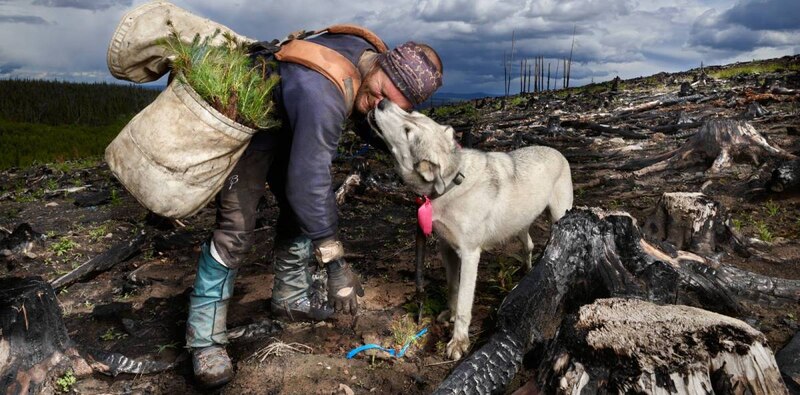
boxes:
[433,328,525,395]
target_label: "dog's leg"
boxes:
[438,243,459,323]
[517,229,534,271]
[447,247,480,360]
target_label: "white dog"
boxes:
[370,99,573,360]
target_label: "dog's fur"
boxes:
[371,100,573,360]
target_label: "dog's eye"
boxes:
[404,126,411,134]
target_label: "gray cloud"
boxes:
[689,1,800,52]
[0,62,23,74]
[0,0,797,95]
[723,0,800,31]
[0,14,49,24]
[32,0,131,11]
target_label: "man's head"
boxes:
[355,42,442,114]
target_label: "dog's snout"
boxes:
[377,98,390,111]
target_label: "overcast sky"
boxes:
[0,0,798,94]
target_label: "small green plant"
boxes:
[109,187,121,206]
[389,315,425,349]
[731,218,743,231]
[100,327,128,341]
[88,225,107,242]
[50,237,77,256]
[402,287,447,317]
[754,221,774,243]
[56,369,76,393]
[490,256,520,293]
[159,27,280,129]
[45,178,58,191]
[154,342,181,354]
[764,200,780,217]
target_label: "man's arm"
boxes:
[280,62,347,242]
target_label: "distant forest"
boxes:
[0,79,159,169]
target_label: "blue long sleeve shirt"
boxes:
[250,33,381,242]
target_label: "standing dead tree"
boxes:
[434,208,800,394]
[633,118,797,176]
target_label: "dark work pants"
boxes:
[211,132,302,269]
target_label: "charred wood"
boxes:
[560,120,648,140]
[0,276,77,394]
[633,118,797,176]
[50,232,145,290]
[642,192,729,256]
[776,331,800,391]
[767,160,800,193]
[434,209,800,394]
[540,298,787,394]
[615,94,705,116]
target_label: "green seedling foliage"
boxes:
[159,28,280,129]
[56,370,76,393]
[51,237,77,256]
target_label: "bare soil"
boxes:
[1,56,799,394]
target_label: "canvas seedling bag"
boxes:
[107,1,253,83]
[105,78,256,218]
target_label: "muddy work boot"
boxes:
[191,345,234,388]
[270,236,333,322]
[186,242,237,387]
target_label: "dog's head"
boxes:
[370,99,458,196]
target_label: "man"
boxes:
[186,28,443,387]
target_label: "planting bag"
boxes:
[105,78,256,218]
[107,1,253,83]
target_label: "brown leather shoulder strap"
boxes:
[324,24,388,53]
[274,40,361,116]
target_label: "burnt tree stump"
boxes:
[643,192,730,256]
[634,118,796,176]
[541,298,787,394]
[434,209,800,394]
[0,277,87,394]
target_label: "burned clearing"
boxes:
[2,56,800,394]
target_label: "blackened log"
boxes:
[647,121,703,135]
[560,120,648,140]
[0,277,78,394]
[615,94,704,116]
[50,232,145,290]
[434,209,800,394]
[776,331,800,391]
[767,160,800,193]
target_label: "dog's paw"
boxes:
[436,309,453,324]
[446,336,470,360]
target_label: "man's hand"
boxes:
[326,259,364,314]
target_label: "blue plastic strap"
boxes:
[346,328,428,359]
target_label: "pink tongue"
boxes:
[417,196,433,236]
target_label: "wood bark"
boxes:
[540,298,787,394]
[634,118,797,176]
[434,208,800,395]
[642,192,729,256]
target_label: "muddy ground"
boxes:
[2,56,799,394]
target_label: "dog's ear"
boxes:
[415,160,446,194]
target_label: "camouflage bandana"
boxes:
[378,42,442,105]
